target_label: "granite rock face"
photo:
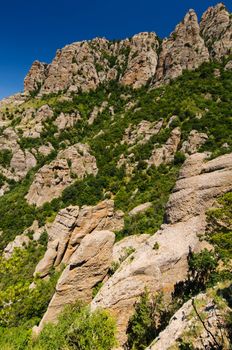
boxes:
[121,119,163,146]
[120,32,159,88]
[148,127,181,167]
[181,130,208,155]
[35,230,115,333]
[34,200,124,278]
[24,60,48,93]
[146,289,231,350]
[200,3,232,59]
[26,143,98,207]
[154,10,209,86]
[23,5,232,95]
[91,152,232,346]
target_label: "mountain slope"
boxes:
[0,3,232,350]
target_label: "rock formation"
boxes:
[128,202,152,217]
[23,4,232,95]
[200,3,232,59]
[154,10,209,86]
[0,127,36,182]
[3,234,30,259]
[148,127,181,167]
[91,152,232,345]
[120,32,159,88]
[34,200,124,278]
[54,111,81,131]
[121,119,163,146]
[181,130,208,155]
[24,61,48,93]
[26,143,98,206]
[16,104,54,138]
[34,230,115,333]
[146,288,231,349]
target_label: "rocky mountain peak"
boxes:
[23,3,232,97]
[200,2,232,58]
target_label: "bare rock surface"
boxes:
[181,130,208,155]
[35,230,115,333]
[34,200,124,278]
[0,127,37,182]
[120,32,159,88]
[121,119,163,146]
[154,10,209,86]
[148,127,181,167]
[38,143,54,156]
[26,143,97,207]
[17,104,54,138]
[146,289,231,350]
[3,234,30,259]
[128,202,152,217]
[200,3,232,59]
[24,60,48,93]
[113,234,150,264]
[91,152,232,346]
[88,101,108,125]
[54,111,81,131]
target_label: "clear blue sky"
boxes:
[0,0,231,100]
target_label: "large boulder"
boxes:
[34,200,124,278]
[34,230,115,333]
[148,127,181,167]
[3,234,30,259]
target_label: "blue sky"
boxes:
[0,0,231,100]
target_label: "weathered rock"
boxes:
[88,101,108,125]
[128,202,152,217]
[121,119,163,146]
[17,105,54,138]
[10,149,37,179]
[38,143,54,156]
[91,152,232,346]
[34,200,124,277]
[54,111,81,131]
[154,10,209,85]
[120,32,159,88]
[225,60,232,71]
[35,230,115,332]
[148,127,181,167]
[146,289,231,349]
[113,234,150,264]
[180,130,208,155]
[26,143,97,206]
[200,3,232,59]
[24,60,48,93]
[3,234,30,259]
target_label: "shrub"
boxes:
[33,302,117,350]
[126,289,171,350]
[0,149,13,167]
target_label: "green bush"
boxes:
[0,149,13,167]
[33,302,117,350]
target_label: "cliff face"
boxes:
[24,3,232,96]
[0,3,232,350]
